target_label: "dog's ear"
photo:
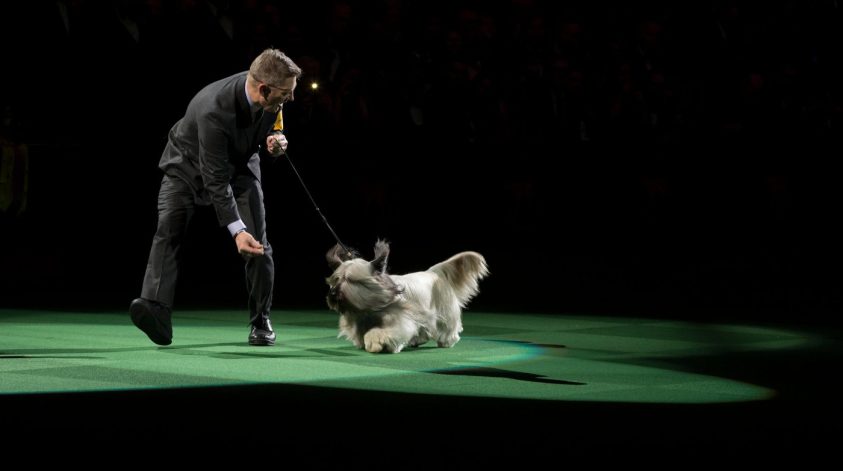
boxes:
[371,239,390,274]
[326,244,356,271]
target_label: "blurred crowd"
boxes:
[1,0,839,155]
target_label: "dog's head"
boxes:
[325,240,402,314]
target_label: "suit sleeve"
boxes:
[197,112,241,227]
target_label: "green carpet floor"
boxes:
[1,309,827,404]
[2,308,841,464]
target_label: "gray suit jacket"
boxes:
[159,71,277,227]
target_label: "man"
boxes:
[130,48,301,346]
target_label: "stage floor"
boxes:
[1,308,840,463]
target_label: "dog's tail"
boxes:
[428,252,489,307]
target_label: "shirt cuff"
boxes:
[227,220,247,237]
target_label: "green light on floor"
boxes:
[0,309,820,404]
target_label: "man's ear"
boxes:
[260,86,270,99]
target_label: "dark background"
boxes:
[1,0,841,326]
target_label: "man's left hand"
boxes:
[267,133,287,156]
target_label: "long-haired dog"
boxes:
[325,240,488,353]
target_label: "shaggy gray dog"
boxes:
[325,241,488,353]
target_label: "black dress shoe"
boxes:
[130,298,173,346]
[249,319,276,346]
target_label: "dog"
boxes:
[325,240,488,353]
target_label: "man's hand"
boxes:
[235,231,264,257]
[267,133,287,157]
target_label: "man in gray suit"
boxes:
[131,48,302,346]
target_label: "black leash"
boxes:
[283,150,352,256]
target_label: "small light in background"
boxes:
[310,82,319,91]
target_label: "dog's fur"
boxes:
[325,241,488,353]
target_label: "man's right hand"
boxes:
[235,231,264,257]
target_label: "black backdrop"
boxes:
[1,1,841,326]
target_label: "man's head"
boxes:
[248,49,303,111]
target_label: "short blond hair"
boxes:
[249,49,302,86]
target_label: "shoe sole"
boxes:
[248,338,276,346]
[130,302,172,346]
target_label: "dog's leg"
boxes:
[338,315,365,348]
[363,313,419,353]
[408,330,430,348]
[436,305,464,348]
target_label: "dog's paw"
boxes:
[437,333,460,348]
[364,328,388,353]
[363,328,406,353]
[365,343,384,353]
[408,332,430,348]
